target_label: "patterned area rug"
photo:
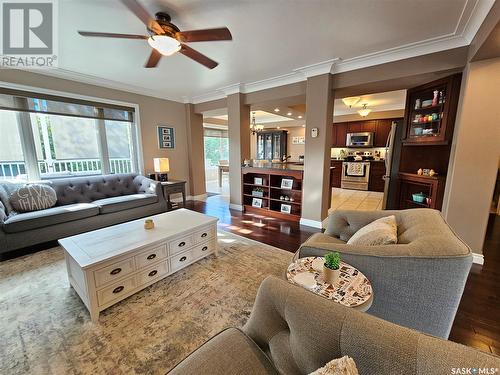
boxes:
[0,231,293,375]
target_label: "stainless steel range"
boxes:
[341,161,370,191]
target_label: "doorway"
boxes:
[202,111,230,199]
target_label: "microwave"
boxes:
[346,132,374,147]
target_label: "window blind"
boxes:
[204,128,228,138]
[0,89,134,122]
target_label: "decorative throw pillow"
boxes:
[346,215,398,246]
[309,356,359,375]
[9,184,57,213]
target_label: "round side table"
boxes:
[286,256,373,312]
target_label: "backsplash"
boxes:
[331,147,387,159]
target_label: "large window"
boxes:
[0,89,138,181]
[203,127,229,183]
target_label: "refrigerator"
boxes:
[382,120,403,209]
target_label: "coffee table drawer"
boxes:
[169,235,193,255]
[97,276,137,306]
[135,244,167,269]
[170,250,194,272]
[194,226,215,244]
[94,258,135,287]
[192,242,214,259]
[137,261,169,286]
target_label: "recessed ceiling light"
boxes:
[287,112,292,116]
[277,126,280,129]
[302,124,305,127]
[298,115,303,119]
[274,108,280,112]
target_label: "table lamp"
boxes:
[153,158,170,181]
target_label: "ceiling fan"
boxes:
[78,0,232,69]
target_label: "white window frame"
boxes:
[0,81,144,181]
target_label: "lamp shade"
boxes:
[153,158,170,173]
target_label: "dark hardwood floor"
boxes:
[187,197,500,354]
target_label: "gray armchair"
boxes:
[168,276,498,375]
[295,208,472,339]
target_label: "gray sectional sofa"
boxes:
[169,276,499,375]
[296,209,473,339]
[0,173,167,254]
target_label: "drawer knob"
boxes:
[113,286,124,294]
[180,256,187,262]
[110,268,121,275]
[147,253,156,260]
[178,241,186,247]
[202,246,208,251]
[201,232,208,238]
[148,270,158,277]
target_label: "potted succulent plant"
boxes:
[323,252,341,284]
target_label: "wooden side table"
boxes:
[218,164,229,187]
[160,180,187,210]
[286,256,373,312]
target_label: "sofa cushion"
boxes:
[347,215,397,246]
[168,328,278,375]
[92,194,158,214]
[3,203,99,233]
[9,184,57,213]
[50,174,139,205]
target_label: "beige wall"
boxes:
[443,58,500,253]
[0,70,191,192]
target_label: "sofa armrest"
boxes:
[0,201,6,225]
[133,175,165,201]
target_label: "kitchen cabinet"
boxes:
[330,160,342,188]
[374,120,392,147]
[347,121,363,133]
[368,162,386,192]
[256,130,288,160]
[332,122,347,147]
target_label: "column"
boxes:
[185,103,206,197]
[301,74,333,227]
[227,93,250,210]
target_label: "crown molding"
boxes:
[293,58,340,78]
[16,67,180,102]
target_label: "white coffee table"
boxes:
[59,209,218,322]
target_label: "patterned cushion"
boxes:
[9,184,57,213]
[309,356,359,375]
[346,215,397,246]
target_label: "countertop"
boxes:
[242,162,304,171]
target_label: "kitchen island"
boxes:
[242,162,304,221]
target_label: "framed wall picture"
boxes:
[252,198,263,208]
[158,126,175,149]
[281,204,292,214]
[281,178,294,190]
[254,177,263,185]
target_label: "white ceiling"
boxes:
[33,0,494,102]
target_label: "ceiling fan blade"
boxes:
[120,0,164,35]
[179,44,218,69]
[145,49,162,68]
[176,27,232,42]
[78,31,148,39]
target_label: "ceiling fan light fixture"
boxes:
[358,104,372,117]
[147,35,181,56]
[342,96,361,108]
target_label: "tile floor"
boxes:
[330,187,384,212]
